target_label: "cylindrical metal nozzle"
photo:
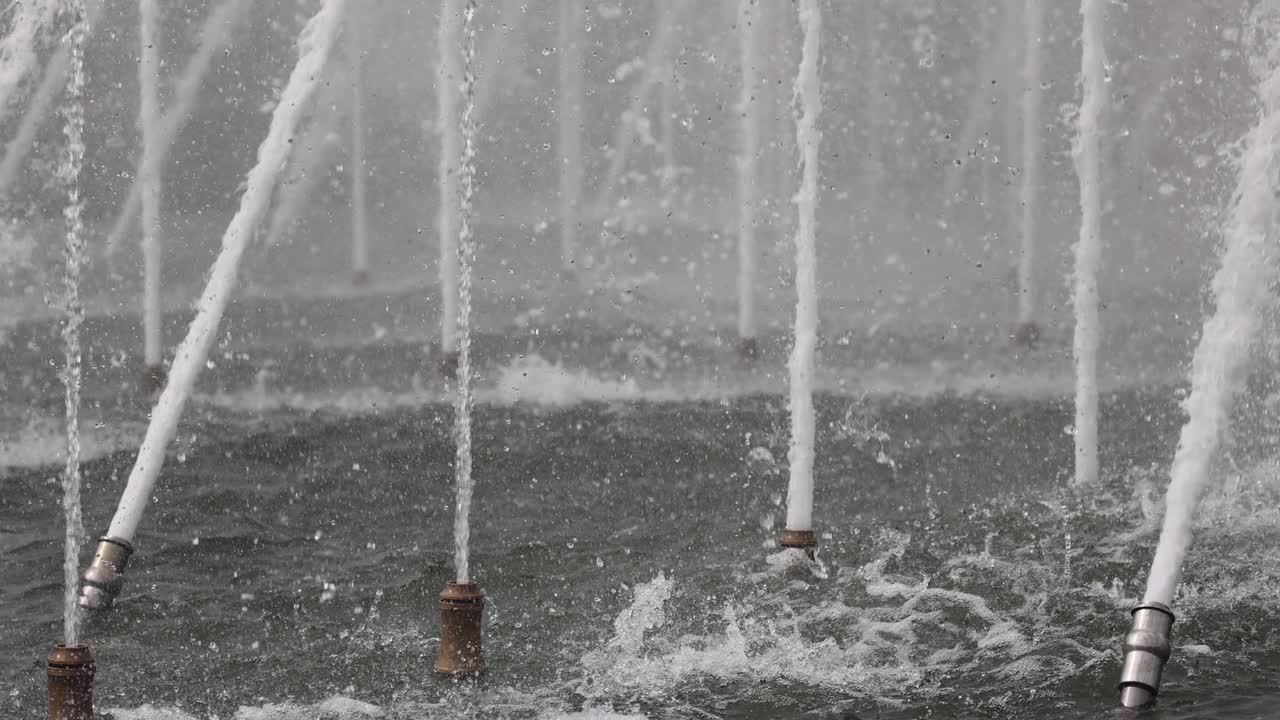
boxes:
[78,536,134,610]
[47,644,94,720]
[736,337,759,361]
[779,528,817,550]
[439,350,460,380]
[1118,602,1175,708]
[435,581,485,675]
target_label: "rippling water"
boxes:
[4,227,1280,718]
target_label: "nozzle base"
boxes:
[47,644,94,720]
[779,528,817,550]
[435,581,485,675]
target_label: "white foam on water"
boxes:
[105,706,201,720]
[490,355,649,406]
[0,417,143,471]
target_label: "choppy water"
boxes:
[4,219,1280,718]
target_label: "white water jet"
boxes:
[452,0,479,585]
[1143,3,1280,607]
[735,0,760,345]
[557,0,583,276]
[657,0,678,193]
[1016,0,1043,329]
[59,0,89,647]
[784,0,821,535]
[437,0,464,356]
[104,0,252,256]
[138,0,163,370]
[0,0,102,200]
[347,5,369,282]
[263,63,347,247]
[0,0,58,122]
[1070,0,1106,486]
[103,0,348,545]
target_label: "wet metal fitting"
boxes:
[1118,602,1175,708]
[435,581,485,675]
[141,364,167,396]
[438,350,460,380]
[47,644,94,720]
[736,336,759,361]
[779,528,817,550]
[78,536,134,610]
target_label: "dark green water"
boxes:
[4,288,1280,719]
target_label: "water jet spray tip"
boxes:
[47,644,94,720]
[1118,601,1174,708]
[77,537,133,611]
[435,581,485,676]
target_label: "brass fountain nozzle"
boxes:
[779,528,817,550]
[1118,602,1175,708]
[47,644,94,720]
[78,536,133,610]
[435,581,485,675]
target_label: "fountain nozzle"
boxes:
[141,364,166,396]
[47,644,94,720]
[435,581,485,675]
[736,336,759,361]
[77,537,133,610]
[439,350,460,380]
[779,528,817,561]
[1118,602,1174,708]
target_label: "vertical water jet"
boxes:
[735,0,761,361]
[79,0,349,609]
[1071,0,1106,487]
[780,0,821,554]
[52,4,95,717]
[435,0,485,676]
[436,0,463,376]
[1014,0,1043,346]
[557,0,584,279]
[138,0,164,395]
[105,0,253,256]
[348,4,369,287]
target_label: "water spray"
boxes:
[138,0,164,396]
[557,0,584,279]
[1014,0,1044,347]
[735,0,761,362]
[435,0,486,677]
[79,0,348,609]
[47,644,94,720]
[780,0,822,555]
[347,3,369,287]
[1118,602,1174,708]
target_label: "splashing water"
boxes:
[1070,0,1105,486]
[58,0,89,648]
[784,0,821,534]
[452,0,480,585]
[1144,3,1280,606]
[103,0,348,545]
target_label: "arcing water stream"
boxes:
[1143,1,1280,608]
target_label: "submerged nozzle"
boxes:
[435,581,485,675]
[141,364,166,396]
[77,536,133,610]
[1118,602,1174,708]
[439,350,460,380]
[47,644,94,720]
